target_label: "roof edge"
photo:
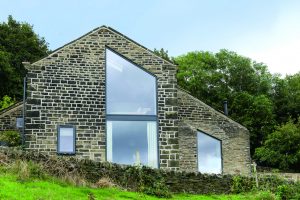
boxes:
[0,102,23,118]
[104,26,177,66]
[28,25,176,67]
[178,88,249,132]
[29,26,102,66]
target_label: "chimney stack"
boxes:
[223,100,228,116]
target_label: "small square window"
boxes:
[57,125,76,154]
[16,117,24,128]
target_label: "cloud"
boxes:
[233,2,300,76]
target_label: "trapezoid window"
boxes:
[197,131,222,174]
[106,48,156,115]
[106,48,158,168]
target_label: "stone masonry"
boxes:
[24,26,179,170]
[0,26,251,174]
[0,102,23,131]
[178,89,251,175]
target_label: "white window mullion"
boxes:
[147,121,158,168]
[107,121,113,162]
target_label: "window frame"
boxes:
[57,124,76,155]
[105,47,159,168]
[196,130,223,174]
[16,117,24,128]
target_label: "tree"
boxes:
[0,50,17,98]
[0,15,49,100]
[255,119,300,171]
[175,49,275,155]
[175,51,224,110]
[0,95,15,110]
[272,73,300,124]
[153,48,173,63]
[175,50,274,110]
[230,93,275,153]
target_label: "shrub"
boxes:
[0,130,21,146]
[276,183,300,200]
[139,167,171,198]
[258,174,286,193]
[231,175,254,193]
[254,191,277,200]
[9,160,46,181]
[0,152,9,165]
[255,119,300,171]
[0,95,15,111]
[119,165,172,198]
[27,160,46,179]
[95,177,115,188]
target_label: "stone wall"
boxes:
[258,172,300,182]
[0,147,233,195]
[0,102,23,131]
[177,89,251,175]
[24,26,179,170]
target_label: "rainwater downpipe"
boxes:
[22,76,26,148]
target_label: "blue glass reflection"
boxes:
[106,49,156,115]
[107,121,158,168]
[197,132,222,174]
[59,127,74,153]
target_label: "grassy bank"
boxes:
[0,172,278,200]
[1,150,295,200]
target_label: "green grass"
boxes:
[0,171,275,200]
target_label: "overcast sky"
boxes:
[1,0,299,76]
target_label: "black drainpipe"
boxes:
[223,100,228,116]
[22,76,26,148]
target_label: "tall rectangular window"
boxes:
[16,117,24,128]
[197,131,222,174]
[57,125,76,154]
[106,48,158,168]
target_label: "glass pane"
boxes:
[106,49,156,115]
[197,132,222,174]
[59,127,74,153]
[107,121,158,168]
[16,118,24,128]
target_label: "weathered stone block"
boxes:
[26,111,40,117]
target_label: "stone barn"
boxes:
[0,26,251,175]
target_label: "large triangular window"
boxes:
[106,48,158,168]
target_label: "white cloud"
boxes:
[249,39,300,76]
[232,3,300,76]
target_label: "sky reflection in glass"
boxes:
[106,49,156,115]
[107,121,158,168]
[58,127,74,153]
[197,131,222,174]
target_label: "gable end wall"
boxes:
[178,89,251,175]
[25,27,179,170]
